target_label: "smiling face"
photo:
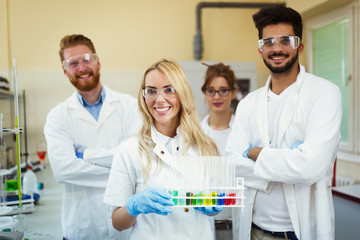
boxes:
[144,69,181,134]
[63,44,101,92]
[259,23,303,74]
[205,76,234,114]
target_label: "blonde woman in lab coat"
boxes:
[104,59,223,239]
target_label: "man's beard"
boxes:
[263,51,299,74]
[69,70,100,92]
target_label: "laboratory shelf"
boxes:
[0,89,14,99]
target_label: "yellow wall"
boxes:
[0,0,9,71]
[286,0,327,13]
[6,0,276,71]
[287,0,355,19]
[2,0,279,156]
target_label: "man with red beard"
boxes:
[44,34,141,240]
[226,5,342,240]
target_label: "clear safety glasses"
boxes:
[63,53,98,71]
[203,88,231,97]
[142,87,177,100]
[258,35,300,52]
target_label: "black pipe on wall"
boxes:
[194,2,286,61]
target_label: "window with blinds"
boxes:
[312,18,350,144]
[306,3,357,155]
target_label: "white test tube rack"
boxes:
[166,156,245,208]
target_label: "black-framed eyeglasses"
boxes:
[203,88,231,97]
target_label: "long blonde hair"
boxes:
[138,59,219,179]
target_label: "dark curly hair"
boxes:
[252,5,303,40]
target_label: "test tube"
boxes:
[235,177,243,206]
[192,157,199,206]
[225,157,230,206]
[217,156,224,205]
[205,157,211,205]
[198,157,204,206]
[178,156,185,206]
[220,157,226,205]
[171,156,177,206]
[231,157,237,205]
[211,156,217,206]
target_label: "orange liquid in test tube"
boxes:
[37,151,46,163]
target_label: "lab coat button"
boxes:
[176,147,179,151]
[160,151,165,154]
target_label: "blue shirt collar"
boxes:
[76,87,106,107]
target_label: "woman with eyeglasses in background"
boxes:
[200,63,238,240]
[201,63,236,156]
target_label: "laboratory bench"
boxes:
[332,184,360,240]
[22,164,63,239]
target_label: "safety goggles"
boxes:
[142,87,177,100]
[63,53,98,71]
[258,35,300,52]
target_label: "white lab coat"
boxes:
[44,86,141,240]
[226,65,342,240]
[104,127,214,240]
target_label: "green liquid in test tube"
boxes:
[172,190,178,205]
[198,191,204,205]
[211,192,217,205]
[192,193,197,205]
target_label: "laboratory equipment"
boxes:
[0,113,13,215]
[37,151,46,163]
[37,140,47,168]
[23,165,37,194]
[0,59,31,236]
[166,156,245,208]
[12,58,23,207]
[11,58,26,235]
[0,169,12,215]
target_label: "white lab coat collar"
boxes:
[256,65,305,147]
[67,85,116,127]
[151,125,182,166]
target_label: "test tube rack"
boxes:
[166,156,245,208]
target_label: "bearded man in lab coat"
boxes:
[44,34,141,240]
[226,5,342,240]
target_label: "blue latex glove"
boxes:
[75,152,83,159]
[290,141,303,150]
[242,146,252,159]
[194,206,224,216]
[126,188,174,217]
